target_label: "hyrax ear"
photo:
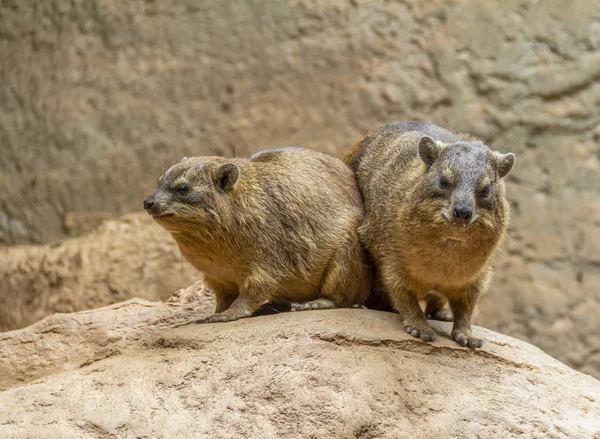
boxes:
[217,163,239,191]
[418,136,440,167]
[496,153,516,179]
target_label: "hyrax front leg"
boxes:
[396,292,437,342]
[383,268,436,342]
[448,283,484,349]
[205,276,273,323]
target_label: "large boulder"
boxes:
[0,299,598,438]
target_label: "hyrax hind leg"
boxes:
[424,292,453,322]
[295,231,371,311]
[292,298,337,312]
[203,277,237,314]
[204,275,273,323]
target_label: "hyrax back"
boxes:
[345,122,515,348]
[144,147,371,322]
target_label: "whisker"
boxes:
[170,144,178,170]
[143,145,168,178]
[453,100,463,132]
[494,247,518,265]
[499,127,523,153]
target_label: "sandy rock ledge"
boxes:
[0,304,599,438]
[0,281,214,391]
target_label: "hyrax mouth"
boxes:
[441,213,475,228]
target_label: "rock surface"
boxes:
[1,306,599,439]
[0,281,214,391]
[0,213,198,331]
[1,0,599,379]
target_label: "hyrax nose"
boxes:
[143,197,156,210]
[453,206,473,220]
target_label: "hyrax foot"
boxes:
[204,308,251,323]
[452,329,483,349]
[426,308,453,322]
[204,314,231,323]
[404,321,437,342]
[203,290,267,323]
[292,298,336,312]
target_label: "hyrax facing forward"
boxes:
[144,147,371,322]
[345,122,515,348]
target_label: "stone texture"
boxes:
[0,213,198,331]
[1,306,599,439]
[0,0,598,378]
[0,280,213,391]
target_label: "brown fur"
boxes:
[345,122,515,348]
[144,147,371,322]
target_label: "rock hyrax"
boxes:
[345,122,515,348]
[144,147,371,322]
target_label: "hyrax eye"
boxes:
[479,186,490,198]
[439,177,449,189]
[176,184,190,195]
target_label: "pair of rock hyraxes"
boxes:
[144,122,515,349]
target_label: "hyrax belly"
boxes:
[404,239,492,295]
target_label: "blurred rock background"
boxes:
[0,1,598,377]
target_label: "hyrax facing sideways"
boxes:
[345,122,515,348]
[144,147,371,322]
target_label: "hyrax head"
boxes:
[415,136,515,229]
[143,157,240,233]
